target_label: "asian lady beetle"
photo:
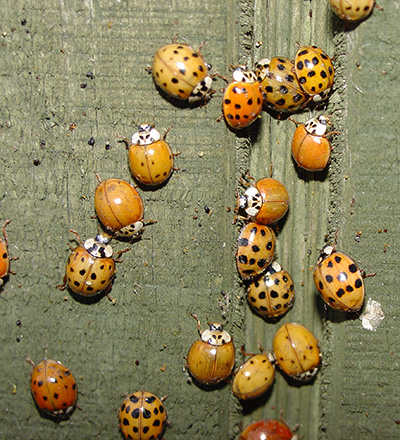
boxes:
[231,347,275,400]
[294,46,334,102]
[272,323,321,381]
[0,220,16,286]
[152,43,213,103]
[329,0,375,22]
[313,244,365,312]
[236,222,276,280]
[238,177,290,225]
[222,67,263,130]
[94,177,145,237]
[239,419,297,440]
[187,314,235,385]
[28,358,77,419]
[127,124,176,187]
[57,229,122,299]
[247,262,295,319]
[255,57,309,113]
[118,391,167,440]
[291,115,337,172]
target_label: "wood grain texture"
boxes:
[0,1,399,439]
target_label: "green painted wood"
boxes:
[0,1,399,439]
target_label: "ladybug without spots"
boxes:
[272,323,321,382]
[291,115,337,172]
[238,177,290,225]
[118,391,167,440]
[236,222,276,280]
[231,347,275,400]
[313,244,365,312]
[222,67,263,130]
[330,0,375,22]
[94,177,146,238]
[151,43,213,103]
[247,262,295,319]
[28,358,78,419]
[187,314,235,385]
[127,124,176,187]
[255,57,309,113]
[57,230,123,299]
[294,45,334,102]
[239,419,297,440]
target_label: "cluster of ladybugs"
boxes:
[12,1,377,437]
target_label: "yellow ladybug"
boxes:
[236,222,276,280]
[152,43,213,103]
[187,314,235,385]
[330,0,375,22]
[294,45,334,102]
[272,323,321,381]
[127,124,177,187]
[118,391,167,440]
[313,244,365,312]
[255,57,309,113]
[247,262,295,319]
[231,347,275,400]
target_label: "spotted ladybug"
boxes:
[330,0,375,22]
[291,115,336,172]
[127,124,176,187]
[294,45,334,102]
[187,314,235,385]
[272,323,321,381]
[255,57,308,113]
[94,177,145,237]
[28,358,77,419]
[313,244,365,312]
[152,43,213,103]
[247,262,295,319]
[222,67,263,130]
[236,222,276,280]
[231,347,275,400]
[118,391,167,440]
[0,220,15,286]
[239,419,297,440]
[57,229,124,299]
[238,177,290,225]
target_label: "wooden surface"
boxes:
[0,1,398,439]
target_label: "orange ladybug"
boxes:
[236,222,276,280]
[28,358,77,419]
[291,115,337,172]
[313,244,365,312]
[222,67,263,130]
[118,391,167,440]
[238,177,290,225]
[57,229,124,300]
[127,124,176,187]
[272,323,321,381]
[231,347,275,400]
[187,314,235,385]
[0,220,15,286]
[239,419,297,440]
[94,176,145,237]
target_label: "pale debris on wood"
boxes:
[360,298,384,331]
